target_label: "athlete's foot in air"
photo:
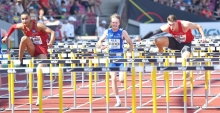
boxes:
[19,59,26,67]
[114,101,121,107]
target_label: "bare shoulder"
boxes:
[180,20,193,27]
[16,23,24,29]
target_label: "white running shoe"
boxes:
[114,101,121,107]
[36,98,39,106]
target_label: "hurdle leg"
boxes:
[105,59,110,113]
[205,71,209,107]
[182,58,187,113]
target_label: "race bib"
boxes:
[108,39,120,49]
[31,36,42,45]
[175,35,186,43]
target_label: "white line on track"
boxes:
[63,73,166,113]
[126,71,215,113]
[11,79,105,109]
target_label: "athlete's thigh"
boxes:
[155,36,169,47]
[22,36,35,56]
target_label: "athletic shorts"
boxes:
[109,55,124,67]
[168,37,191,52]
[34,45,48,57]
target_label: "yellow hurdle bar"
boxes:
[38,68,43,113]
[89,59,93,112]
[164,59,170,112]
[58,68,63,113]
[105,58,110,113]
[190,53,194,107]
[124,52,128,107]
[29,59,34,111]
[7,55,11,109]
[10,61,15,111]
[152,67,157,113]
[49,49,53,96]
[182,58,187,112]
[131,67,136,113]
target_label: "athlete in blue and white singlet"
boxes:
[107,28,124,67]
[96,13,133,107]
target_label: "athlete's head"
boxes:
[167,14,178,31]
[110,13,120,30]
[20,11,31,25]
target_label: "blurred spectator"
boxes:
[86,8,96,24]
[38,8,47,24]
[16,0,24,15]
[201,5,213,18]
[26,0,41,12]
[55,22,64,44]
[94,0,102,15]
[64,16,76,42]
[70,0,80,15]
[95,20,106,37]
[29,6,38,20]
[59,0,67,14]
[80,0,90,12]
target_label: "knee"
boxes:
[154,37,162,45]
[21,36,29,42]
[119,72,124,83]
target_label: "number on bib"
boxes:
[175,35,186,43]
[31,36,42,45]
[108,39,120,49]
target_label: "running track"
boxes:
[1,71,220,113]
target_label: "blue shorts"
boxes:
[109,55,124,67]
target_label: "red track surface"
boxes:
[1,71,220,113]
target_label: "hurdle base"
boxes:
[70,106,132,110]
[136,106,200,110]
[4,107,69,111]
[160,94,216,97]
[201,106,220,110]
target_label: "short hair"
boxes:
[110,13,121,22]
[21,11,30,16]
[167,14,177,22]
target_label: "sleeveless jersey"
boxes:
[23,20,49,56]
[168,20,194,43]
[107,28,124,53]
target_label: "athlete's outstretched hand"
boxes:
[47,42,53,48]
[101,45,108,50]
[200,37,206,43]
[96,41,102,48]
[2,37,7,44]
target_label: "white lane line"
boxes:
[126,71,215,113]
[63,74,166,113]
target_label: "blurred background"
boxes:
[0,0,219,49]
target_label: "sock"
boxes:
[115,95,120,103]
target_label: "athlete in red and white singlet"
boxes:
[23,20,49,57]
[168,20,194,43]
[141,14,206,79]
[2,11,55,106]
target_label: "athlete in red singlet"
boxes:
[2,11,55,106]
[141,14,206,79]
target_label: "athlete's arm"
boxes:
[2,23,23,44]
[123,30,133,52]
[37,22,55,47]
[142,24,169,40]
[2,29,10,49]
[96,30,107,48]
[182,21,205,38]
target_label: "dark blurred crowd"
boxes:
[153,0,220,20]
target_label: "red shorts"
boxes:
[34,45,48,57]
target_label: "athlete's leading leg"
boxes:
[154,36,169,53]
[19,36,35,65]
[181,45,191,79]
[110,71,121,107]
[35,54,47,106]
